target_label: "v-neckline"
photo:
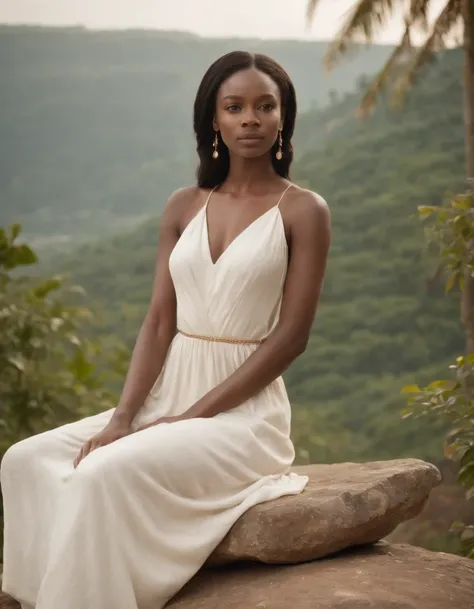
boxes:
[203,184,292,267]
[204,204,279,267]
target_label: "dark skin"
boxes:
[74,67,331,468]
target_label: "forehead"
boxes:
[217,68,281,101]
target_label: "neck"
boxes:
[223,154,280,194]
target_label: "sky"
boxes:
[0,0,448,43]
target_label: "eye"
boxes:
[259,103,275,112]
[225,104,241,113]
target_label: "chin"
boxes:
[238,149,270,160]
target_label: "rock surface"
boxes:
[1,544,473,609]
[208,458,441,565]
[170,542,474,609]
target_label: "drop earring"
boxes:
[276,129,283,160]
[212,132,219,159]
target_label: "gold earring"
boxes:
[276,130,283,160]
[212,132,219,159]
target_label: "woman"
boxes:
[1,51,331,609]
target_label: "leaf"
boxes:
[418,205,439,217]
[7,355,26,371]
[449,520,466,533]
[453,195,473,211]
[445,273,458,293]
[32,277,63,299]
[67,334,81,346]
[427,379,457,391]
[10,244,38,268]
[69,347,94,382]
[466,487,474,501]
[460,446,474,470]
[68,284,86,296]
[9,223,22,241]
[460,526,474,542]
[401,384,421,394]
[50,317,64,332]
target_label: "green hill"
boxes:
[1,25,393,246]
[52,48,466,465]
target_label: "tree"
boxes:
[307,0,474,350]
[0,223,127,453]
[402,185,474,558]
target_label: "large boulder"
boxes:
[208,458,441,565]
[170,542,474,609]
[0,459,445,609]
[1,543,472,609]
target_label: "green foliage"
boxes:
[418,188,474,293]
[403,354,474,558]
[0,223,38,270]
[0,224,126,453]
[403,186,474,558]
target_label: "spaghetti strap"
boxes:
[276,183,293,208]
[204,186,217,209]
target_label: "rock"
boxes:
[1,543,473,609]
[170,542,474,609]
[208,458,441,565]
[0,595,17,609]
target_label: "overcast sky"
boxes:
[0,0,448,43]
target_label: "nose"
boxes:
[241,110,260,128]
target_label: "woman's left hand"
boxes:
[135,414,188,432]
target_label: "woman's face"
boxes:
[213,68,283,159]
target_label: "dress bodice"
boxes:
[169,186,290,341]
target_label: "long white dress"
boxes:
[1,184,308,609]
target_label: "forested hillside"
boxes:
[1,25,393,245]
[53,48,466,465]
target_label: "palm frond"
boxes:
[306,0,462,117]
[355,0,441,115]
[357,20,414,116]
[306,0,324,22]
[307,0,442,68]
[407,0,431,33]
[393,0,462,105]
[323,0,398,69]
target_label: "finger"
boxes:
[74,446,84,468]
[81,440,93,460]
[88,440,100,455]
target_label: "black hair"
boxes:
[193,51,297,189]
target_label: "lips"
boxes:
[238,134,264,141]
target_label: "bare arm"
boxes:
[110,187,196,428]
[74,187,203,465]
[182,189,331,420]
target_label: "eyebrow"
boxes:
[221,93,277,102]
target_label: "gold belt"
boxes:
[178,329,264,346]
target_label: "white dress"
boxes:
[1,184,308,609]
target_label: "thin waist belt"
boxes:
[178,329,265,346]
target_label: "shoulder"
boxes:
[160,186,212,230]
[163,186,201,215]
[283,185,331,232]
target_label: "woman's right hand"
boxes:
[73,420,131,468]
